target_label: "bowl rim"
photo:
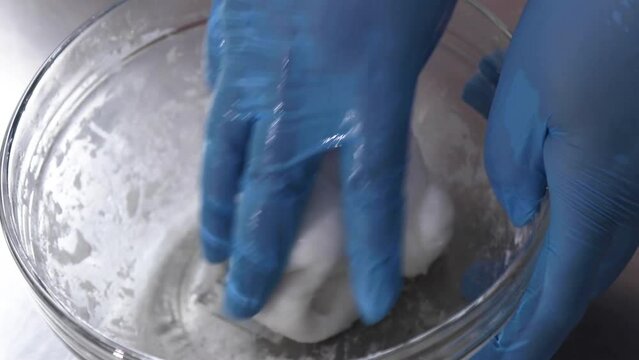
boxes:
[0,2,158,358]
[0,1,532,359]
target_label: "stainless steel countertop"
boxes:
[0,1,636,359]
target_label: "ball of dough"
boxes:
[253,138,455,343]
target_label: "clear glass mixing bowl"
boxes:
[1,0,547,359]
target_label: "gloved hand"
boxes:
[470,0,639,359]
[201,0,458,323]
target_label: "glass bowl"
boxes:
[1,0,547,359]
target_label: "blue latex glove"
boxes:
[201,0,457,323]
[469,0,639,359]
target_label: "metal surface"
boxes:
[0,1,636,359]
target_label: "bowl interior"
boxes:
[3,1,522,359]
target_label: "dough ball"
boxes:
[254,138,455,343]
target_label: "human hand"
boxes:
[470,0,639,358]
[201,0,458,323]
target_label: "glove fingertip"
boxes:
[222,254,278,319]
[200,226,231,263]
[502,192,542,228]
[462,50,505,119]
[462,75,496,119]
[485,134,547,228]
[353,255,403,325]
[478,50,504,85]
[223,282,264,319]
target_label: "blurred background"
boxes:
[0,0,636,359]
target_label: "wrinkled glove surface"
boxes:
[473,0,639,359]
[201,0,457,323]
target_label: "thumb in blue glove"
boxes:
[471,0,639,358]
[201,0,458,323]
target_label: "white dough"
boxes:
[253,136,455,343]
